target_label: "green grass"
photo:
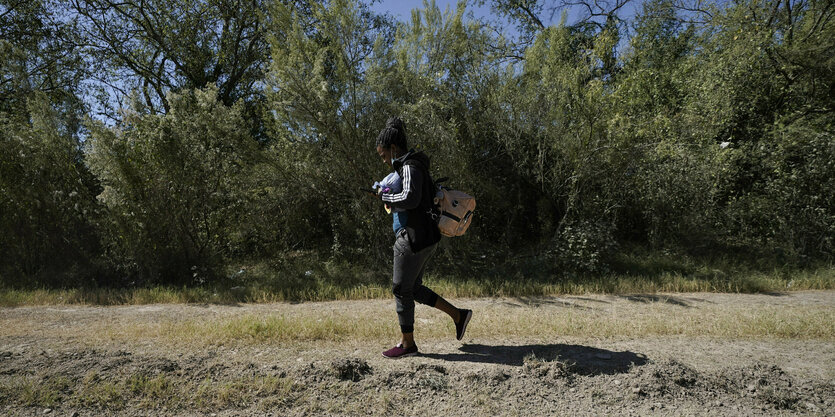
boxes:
[0,376,72,407]
[121,300,835,345]
[1,372,299,411]
[36,291,824,349]
[1,252,832,307]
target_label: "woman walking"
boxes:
[374,117,472,359]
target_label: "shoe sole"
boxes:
[382,351,418,359]
[457,310,472,341]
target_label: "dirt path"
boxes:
[1,291,833,416]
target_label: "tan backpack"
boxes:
[432,180,476,237]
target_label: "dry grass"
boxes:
[1,292,833,415]
[0,372,299,411]
[4,293,827,349]
[160,302,834,343]
[1,264,832,307]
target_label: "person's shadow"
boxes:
[422,344,648,376]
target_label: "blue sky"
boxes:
[367,0,644,24]
[369,0,495,20]
[368,0,642,38]
[368,0,646,61]
[368,0,557,29]
[367,0,562,44]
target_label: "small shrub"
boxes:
[330,358,372,382]
[554,220,619,274]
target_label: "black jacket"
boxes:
[381,149,441,252]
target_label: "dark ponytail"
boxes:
[376,117,408,150]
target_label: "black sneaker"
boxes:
[456,309,472,341]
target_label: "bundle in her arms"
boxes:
[431,177,475,237]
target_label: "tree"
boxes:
[85,86,258,284]
[0,96,102,286]
[266,0,397,259]
[69,0,271,138]
[1,0,86,119]
[1,0,103,286]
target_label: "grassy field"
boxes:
[5,242,835,415]
[78,297,835,346]
[1,262,832,307]
[1,368,300,411]
[3,293,833,348]
[2,291,833,415]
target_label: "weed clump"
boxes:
[521,354,576,384]
[330,358,372,382]
[718,363,802,410]
[633,359,699,398]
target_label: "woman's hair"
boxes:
[376,117,407,150]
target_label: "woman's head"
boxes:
[376,117,407,167]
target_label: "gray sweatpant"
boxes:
[392,228,439,334]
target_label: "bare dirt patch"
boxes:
[1,291,834,416]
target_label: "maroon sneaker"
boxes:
[456,309,472,341]
[382,343,418,359]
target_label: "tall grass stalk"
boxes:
[1,264,832,307]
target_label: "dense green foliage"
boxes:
[1,0,833,289]
[86,88,259,284]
